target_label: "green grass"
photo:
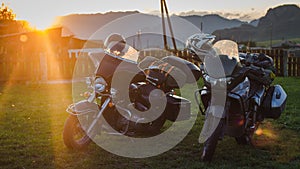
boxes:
[0,77,299,169]
[256,38,300,47]
[273,77,300,130]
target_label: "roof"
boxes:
[272,40,300,48]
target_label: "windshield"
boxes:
[88,43,139,69]
[121,44,139,62]
[213,40,239,62]
[106,42,139,63]
[204,40,240,78]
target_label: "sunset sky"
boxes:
[2,0,300,30]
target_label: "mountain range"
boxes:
[53,4,300,42]
[213,4,300,42]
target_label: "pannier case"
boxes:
[262,85,287,119]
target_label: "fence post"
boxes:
[292,57,297,76]
[297,57,300,77]
[278,50,282,76]
[40,52,48,81]
[283,50,288,77]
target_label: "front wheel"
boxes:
[201,115,225,162]
[235,122,259,145]
[63,115,91,150]
[235,134,253,145]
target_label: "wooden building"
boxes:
[0,27,101,82]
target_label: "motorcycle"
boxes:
[63,43,201,150]
[194,40,287,161]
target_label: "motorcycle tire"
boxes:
[134,115,166,136]
[235,122,259,145]
[63,115,91,150]
[146,115,166,134]
[235,134,253,145]
[201,116,225,162]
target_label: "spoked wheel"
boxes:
[63,115,91,150]
[201,115,225,162]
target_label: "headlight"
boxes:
[218,77,232,87]
[204,75,217,86]
[110,88,118,96]
[94,77,106,93]
[204,75,231,87]
[85,77,92,86]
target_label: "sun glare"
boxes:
[27,20,53,31]
[255,127,278,139]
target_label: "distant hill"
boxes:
[180,14,246,34]
[52,11,245,40]
[53,11,140,39]
[213,4,300,42]
[53,4,300,43]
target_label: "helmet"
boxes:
[186,33,215,60]
[104,33,127,55]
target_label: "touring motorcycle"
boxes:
[63,43,201,150]
[194,40,287,161]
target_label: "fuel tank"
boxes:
[162,56,201,83]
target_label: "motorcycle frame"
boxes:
[195,88,254,137]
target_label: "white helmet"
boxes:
[186,33,215,60]
[104,33,127,55]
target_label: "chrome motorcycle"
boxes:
[63,44,201,150]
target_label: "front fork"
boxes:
[245,103,259,134]
[86,97,111,135]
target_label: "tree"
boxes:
[0,3,16,21]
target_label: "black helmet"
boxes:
[104,33,126,55]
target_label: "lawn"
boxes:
[256,38,300,47]
[0,77,299,169]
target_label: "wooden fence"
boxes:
[141,48,300,77]
[0,51,76,82]
[240,49,300,77]
[286,49,300,77]
[0,48,299,82]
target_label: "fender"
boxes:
[66,100,99,116]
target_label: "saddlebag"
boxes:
[165,95,191,122]
[261,85,287,119]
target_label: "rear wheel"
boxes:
[63,115,91,150]
[132,114,166,136]
[146,115,166,134]
[201,116,225,162]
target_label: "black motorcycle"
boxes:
[194,40,287,161]
[63,44,201,150]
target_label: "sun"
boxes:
[29,19,53,30]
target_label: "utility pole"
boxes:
[270,22,273,48]
[200,22,203,32]
[160,0,177,51]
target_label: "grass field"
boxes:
[256,38,300,47]
[0,77,299,169]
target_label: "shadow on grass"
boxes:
[67,117,300,169]
[0,78,299,169]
